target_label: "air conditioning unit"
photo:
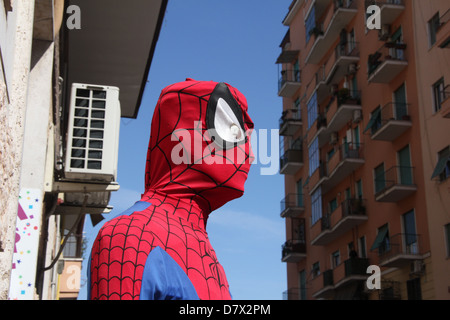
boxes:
[330,132,338,145]
[353,109,362,123]
[347,63,357,75]
[410,260,424,275]
[379,24,391,41]
[64,83,121,182]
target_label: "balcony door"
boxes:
[296,179,304,207]
[394,83,407,120]
[403,210,418,254]
[398,145,413,185]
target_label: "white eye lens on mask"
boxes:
[206,83,247,150]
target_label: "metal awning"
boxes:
[64,0,167,118]
[370,225,389,251]
[276,50,300,64]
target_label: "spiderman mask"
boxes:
[89,79,254,300]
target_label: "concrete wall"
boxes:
[0,0,35,300]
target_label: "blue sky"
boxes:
[79,0,292,300]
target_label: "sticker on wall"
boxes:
[8,189,42,300]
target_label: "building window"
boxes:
[356,179,363,199]
[311,187,322,225]
[445,224,450,258]
[308,137,319,176]
[312,262,320,279]
[305,6,316,44]
[374,163,386,194]
[370,224,390,255]
[331,250,340,268]
[359,236,367,258]
[299,270,307,300]
[431,146,450,181]
[307,92,318,130]
[433,77,445,112]
[403,210,418,254]
[407,278,422,300]
[364,106,382,135]
[428,12,441,47]
[329,198,338,213]
[294,97,301,120]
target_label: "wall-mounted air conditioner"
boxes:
[64,83,120,182]
[353,109,362,123]
[330,132,338,145]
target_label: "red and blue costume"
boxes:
[89,79,254,300]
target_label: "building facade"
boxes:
[278,0,449,300]
[0,0,167,300]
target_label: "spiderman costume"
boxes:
[89,79,254,300]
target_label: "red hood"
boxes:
[143,79,254,216]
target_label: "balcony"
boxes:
[282,288,302,300]
[375,166,417,202]
[282,218,307,262]
[369,0,406,25]
[436,9,450,49]
[378,233,423,268]
[280,193,305,218]
[312,269,334,299]
[313,258,370,299]
[283,0,306,26]
[326,42,360,87]
[307,113,329,149]
[280,138,304,175]
[368,42,408,83]
[439,85,450,118]
[280,108,302,136]
[278,69,301,98]
[325,90,362,137]
[282,239,307,263]
[305,0,358,64]
[322,142,365,193]
[311,199,368,246]
[365,102,412,141]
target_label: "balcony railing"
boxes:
[305,0,358,64]
[322,142,365,193]
[367,102,411,141]
[280,193,305,218]
[368,42,408,83]
[282,239,307,263]
[279,108,302,136]
[375,166,417,202]
[344,257,369,277]
[312,198,367,246]
[280,138,303,175]
[436,8,450,49]
[378,233,422,267]
[282,288,302,300]
[325,90,362,134]
[325,42,360,86]
[278,69,301,97]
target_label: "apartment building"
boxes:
[278,0,450,300]
[0,0,167,300]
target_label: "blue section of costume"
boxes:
[140,247,199,300]
[114,201,152,217]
